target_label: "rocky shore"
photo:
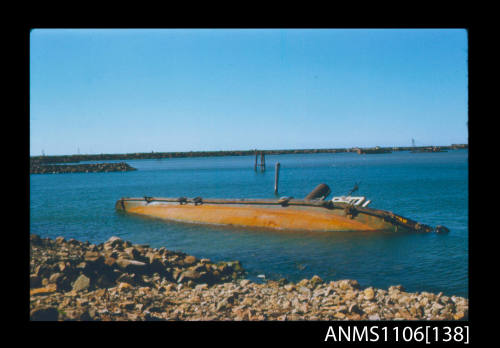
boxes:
[30,235,468,321]
[30,162,136,174]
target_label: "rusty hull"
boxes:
[116,197,431,233]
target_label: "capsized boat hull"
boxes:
[116,197,435,233]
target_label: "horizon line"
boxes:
[30,143,468,158]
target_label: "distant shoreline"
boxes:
[30,162,137,175]
[30,144,468,165]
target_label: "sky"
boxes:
[30,29,468,156]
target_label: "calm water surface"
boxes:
[30,150,468,297]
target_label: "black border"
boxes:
[23,24,473,345]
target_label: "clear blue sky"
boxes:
[30,29,468,156]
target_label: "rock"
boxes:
[388,285,405,293]
[216,299,228,312]
[178,269,202,283]
[64,308,91,321]
[172,268,183,282]
[72,274,91,291]
[298,286,311,296]
[398,295,411,306]
[116,258,147,273]
[364,287,375,301]
[105,236,123,247]
[29,234,469,322]
[348,303,363,315]
[309,275,324,288]
[55,236,65,244]
[30,307,59,321]
[84,251,101,262]
[183,255,197,266]
[410,304,424,317]
[118,282,133,291]
[334,312,346,319]
[116,272,142,286]
[49,272,63,284]
[30,284,57,296]
[297,279,309,287]
[339,290,354,301]
[195,283,208,291]
[124,247,141,260]
[67,238,79,245]
[58,262,67,272]
[338,279,360,290]
[239,279,251,287]
[76,262,89,272]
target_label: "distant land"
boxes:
[30,162,136,175]
[30,144,468,165]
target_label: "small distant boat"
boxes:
[116,184,448,234]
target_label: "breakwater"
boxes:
[356,148,392,154]
[30,235,468,321]
[30,144,468,165]
[30,162,136,174]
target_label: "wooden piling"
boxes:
[254,150,266,171]
[274,162,280,193]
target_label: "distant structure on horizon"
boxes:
[355,146,392,155]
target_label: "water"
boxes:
[30,150,468,297]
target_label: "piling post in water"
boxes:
[254,150,266,171]
[274,162,280,194]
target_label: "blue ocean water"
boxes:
[30,150,468,297]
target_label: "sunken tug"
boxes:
[116,184,449,234]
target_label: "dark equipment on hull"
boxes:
[305,183,331,201]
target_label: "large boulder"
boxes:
[116,258,148,274]
[72,274,91,291]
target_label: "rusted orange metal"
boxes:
[126,203,377,232]
[114,196,428,233]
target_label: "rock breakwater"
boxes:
[30,234,468,321]
[30,162,136,174]
[28,143,468,165]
